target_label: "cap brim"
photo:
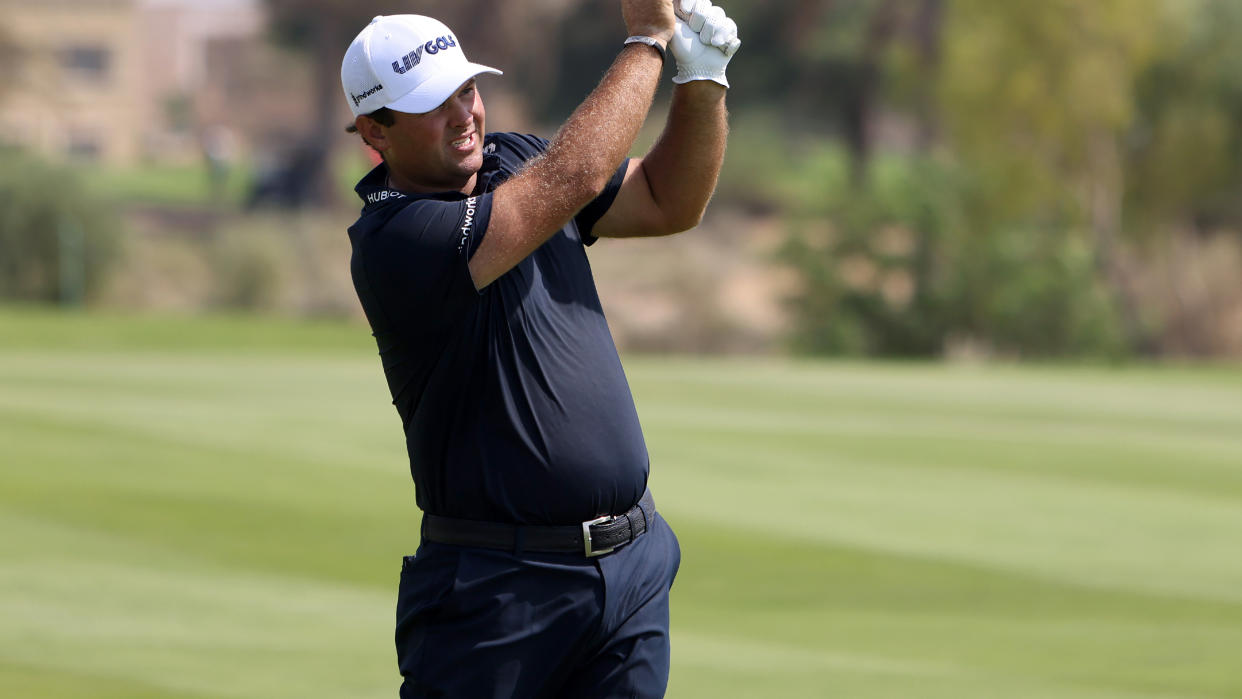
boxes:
[386,63,502,115]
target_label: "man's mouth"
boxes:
[450,133,475,151]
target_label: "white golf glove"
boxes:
[670,0,741,87]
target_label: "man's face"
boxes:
[383,80,486,194]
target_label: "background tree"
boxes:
[1126,0,1242,234]
[0,153,121,305]
[0,27,18,103]
[933,0,1163,353]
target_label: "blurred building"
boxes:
[0,0,145,164]
[0,0,293,166]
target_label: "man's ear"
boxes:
[355,115,388,153]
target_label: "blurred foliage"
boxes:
[0,25,18,104]
[770,0,1242,357]
[778,148,950,356]
[80,162,252,208]
[967,228,1126,358]
[210,227,286,311]
[0,150,122,305]
[936,0,1161,222]
[776,147,1124,358]
[1125,0,1242,234]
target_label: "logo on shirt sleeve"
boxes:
[457,196,478,254]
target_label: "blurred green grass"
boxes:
[76,148,373,209]
[2,308,1241,698]
[80,163,253,208]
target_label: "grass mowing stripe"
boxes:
[0,401,405,483]
[1,512,395,699]
[672,629,964,676]
[0,418,416,589]
[668,632,1217,699]
[650,418,1242,502]
[0,353,405,481]
[0,661,218,699]
[669,515,1242,625]
[643,402,1242,459]
[669,518,1242,698]
[629,355,1242,397]
[656,453,1242,603]
[629,357,1242,439]
[671,631,1217,699]
[645,412,1242,604]
[0,405,406,499]
[0,307,373,354]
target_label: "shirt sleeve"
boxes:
[575,158,630,246]
[354,194,493,336]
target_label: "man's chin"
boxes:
[455,153,484,178]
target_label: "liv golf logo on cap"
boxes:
[392,35,459,75]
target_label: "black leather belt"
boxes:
[421,490,654,557]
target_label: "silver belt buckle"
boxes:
[582,515,617,557]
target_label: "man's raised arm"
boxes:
[468,0,676,289]
[594,0,740,239]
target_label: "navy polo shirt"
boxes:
[347,132,649,525]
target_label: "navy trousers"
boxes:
[395,512,681,698]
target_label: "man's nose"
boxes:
[448,97,473,126]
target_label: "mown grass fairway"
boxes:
[2,308,1242,698]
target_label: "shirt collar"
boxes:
[353,162,411,212]
[354,135,506,212]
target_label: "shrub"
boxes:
[0,150,122,304]
[780,146,1128,358]
[779,149,957,356]
[957,227,1126,358]
[210,227,286,311]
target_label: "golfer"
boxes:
[341,0,738,695]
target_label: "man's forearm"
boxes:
[640,81,729,231]
[529,44,664,201]
[470,43,664,288]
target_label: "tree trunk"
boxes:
[305,20,344,208]
[911,0,943,151]
[1089,132,1153,355]
[847,0,901,186]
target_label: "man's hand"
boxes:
[671,0,740,87]
[623,0,677,46]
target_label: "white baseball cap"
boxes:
[341,15,502,117]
